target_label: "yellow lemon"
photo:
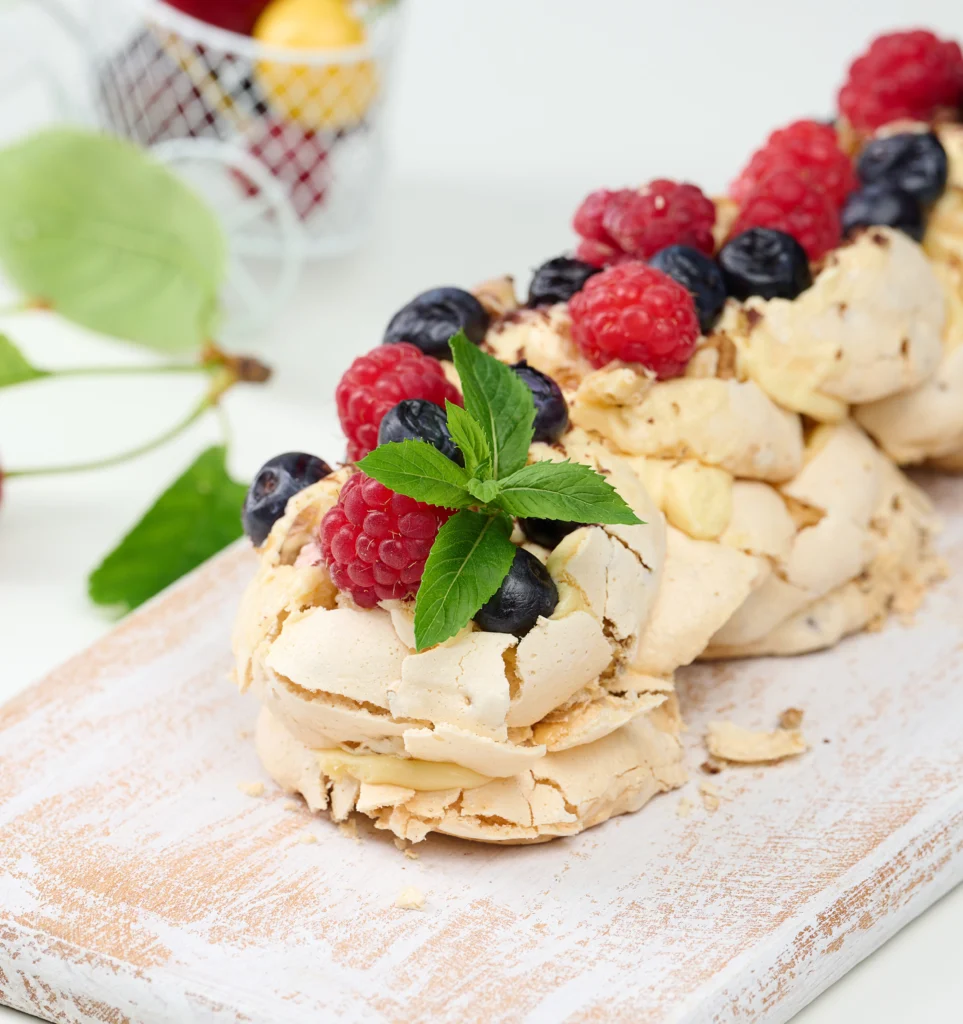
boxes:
[253,0,378,131]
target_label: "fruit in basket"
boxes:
[236,115,331,219]
[253,0,378,131]
[165,0,273,35]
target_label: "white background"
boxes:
[0,0,961,1020]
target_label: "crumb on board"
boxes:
[676,797,694,819]
[699,781,721,813]
[237,781,265,798]
[296,832,317,845]
[395,886,425,911]
[779,707,805,730]
[283,799,301,812]
[338,818,360,843]
[700,756,724,775]
[394,837,420,860]
[706,720,807,764]
[237,728,252,741]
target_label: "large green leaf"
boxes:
[357,439,473,509]
[496,460,642,524]
[88,445,247,612]
[0,129,225,352]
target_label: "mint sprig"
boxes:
[359,333,643,650]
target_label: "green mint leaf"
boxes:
[496,461,643,525]
[445,400,492,478]
[414,510,516,651]
[0,333,47,388]
[450,331,535,479]
[0,129,225,352]
[357,440,473,508]
[467,478,500,504]
[88,445,247,613]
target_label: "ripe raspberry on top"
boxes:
[730,168,841,261]
[336,343,462,462]
[839,29,963,131]
[730,120,857,210]
[319,473,453,608]
[568,261,700,379]
[573,181,716,266]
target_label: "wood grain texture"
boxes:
[1,476,962,1024]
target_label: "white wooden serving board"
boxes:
[1,477,962,1024]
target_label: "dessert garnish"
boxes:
[345,332,640,649]
[648,244,728,333]
[242,452,333,547]
[717,227,812,301]
[526,256,601,307]
[383,286,490,359]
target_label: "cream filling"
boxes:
[316,749,491,791]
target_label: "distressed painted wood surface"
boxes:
[1,476,962,1024]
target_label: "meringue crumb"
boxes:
[700,756,724,775]
[283,799,301,811]
[338,818,360,843]
[779,707,805,730]
[699,781,721,813]
[237,781,265,798]
[296,832,317,845]
[237,728,252,741]
[395,886,425,910]
[706,720,807,764]
[394,837,420,860]
[676,796,694,819]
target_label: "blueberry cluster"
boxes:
[843,131,948,242]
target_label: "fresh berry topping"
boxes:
[568,262,701,378]
[573,181,716,265]
[511,362,569,443]
[519,517,580,549]
[718,228,812,302]
[319,473,453,608]
[383,287,490,360]
[730,119,857,209]
[841,184,925,241]
[856,131,948,205]
[730,169,841,261]
[474,547,558,636]
[839,29,963,131]
[527,256,602,306]
[336,343,462,462]
[242,452,332,547]
[648,245,728,334]
[575,238,623,267]
[377,399,463,465]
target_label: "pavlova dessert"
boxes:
[232,26,960,843]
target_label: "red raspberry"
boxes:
[320,473,453,608]
[573,181,716,266]
[568,262,700,379]
[839,30,963,131]
[730,169,840,262]
[730,120,857,210]
[336,343,462,462]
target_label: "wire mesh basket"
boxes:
[7,0,403,334]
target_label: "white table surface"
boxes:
[1,0,961,1020]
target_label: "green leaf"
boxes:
[414,510,516,651]
[496,461,643,525]
[445,400,492,478]
[0,129,225,352]
[467,478,500,504]
[88,445,247,613]
[357,440,473,509]
[0,333,47,387]
[450,332,535,479]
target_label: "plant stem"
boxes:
[5,396,212,480]
[48,362,209,380]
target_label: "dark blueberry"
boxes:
[474,547,559,637]
[527,256,601,306]
[512,361,569,443]
[383,287,489,360]
[841,184,925,242]
[717,228,812,301]
[856,132,948,206]
[519,517,581,549]
[377,399,463,465]
[242,452,332,547]
[649,245,728,333]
